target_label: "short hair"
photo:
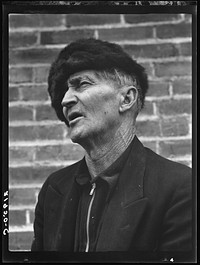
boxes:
[48,38,149,124]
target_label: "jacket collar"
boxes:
[119,135,146,205]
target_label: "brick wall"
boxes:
[8,13,192,251]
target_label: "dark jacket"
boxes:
[31,136,192,252]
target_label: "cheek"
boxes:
[88,102,113,119]
[85,98,103,115]
[83,88,119,118]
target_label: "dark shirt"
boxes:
[74,137,135,252]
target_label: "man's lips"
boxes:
[67,111,84,124]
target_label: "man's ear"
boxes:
[119,86,138,113]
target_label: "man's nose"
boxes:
[61,89,78,108]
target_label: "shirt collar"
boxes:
[75,136,135,188]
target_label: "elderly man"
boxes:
[31,38,192,253]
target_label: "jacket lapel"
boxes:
[43,185,63,250]
[44,161,83,251]
[96,136,149,251]
[54,181,80,251]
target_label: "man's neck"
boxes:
[85,126,136,179]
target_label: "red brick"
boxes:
[123,43,178,59]
[98,26,153,41]
[9,67,33,83]
[157,99,191,115]
[156,23,192,39]
[20,84,49,101]
[172,79,192,94]
[9,126,36,141]
[39,14,66,27]
[179,42,192,56]
[35,144,85,161]
[147,81,169,97]
[159,139,192,158]
[136,120,160,137]
[37,124,66,140]
[9,231,33,251]
[125,43,178,58]
[9,210,26,226]
[9,126,33,141]
[40,29,95,45]
[9,14,40,28]
[9,48,60,65]
[9,188,39,205]
[9,32,38,48]
[154,61,192,77]
[66,14,120,27]
[35,105,58,121]
[9,124,65,141]
[9,166,62,184]
[9,14,64,28]
[161,116,189,136]
[9,146,35,163]
[33,66,50,83]
[9,106,33,121]
[124,14,180,24]
[140,101,154,115]
[9,86,19,101]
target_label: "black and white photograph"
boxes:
[2,0,197,263]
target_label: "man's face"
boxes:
[62,70,122,145]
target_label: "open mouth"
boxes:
[68,112,83,124]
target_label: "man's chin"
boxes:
[69,129,86,144]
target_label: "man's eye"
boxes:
[80,81,91,87]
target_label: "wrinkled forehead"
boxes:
[67,70,106,85]
[68,70,95,80]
